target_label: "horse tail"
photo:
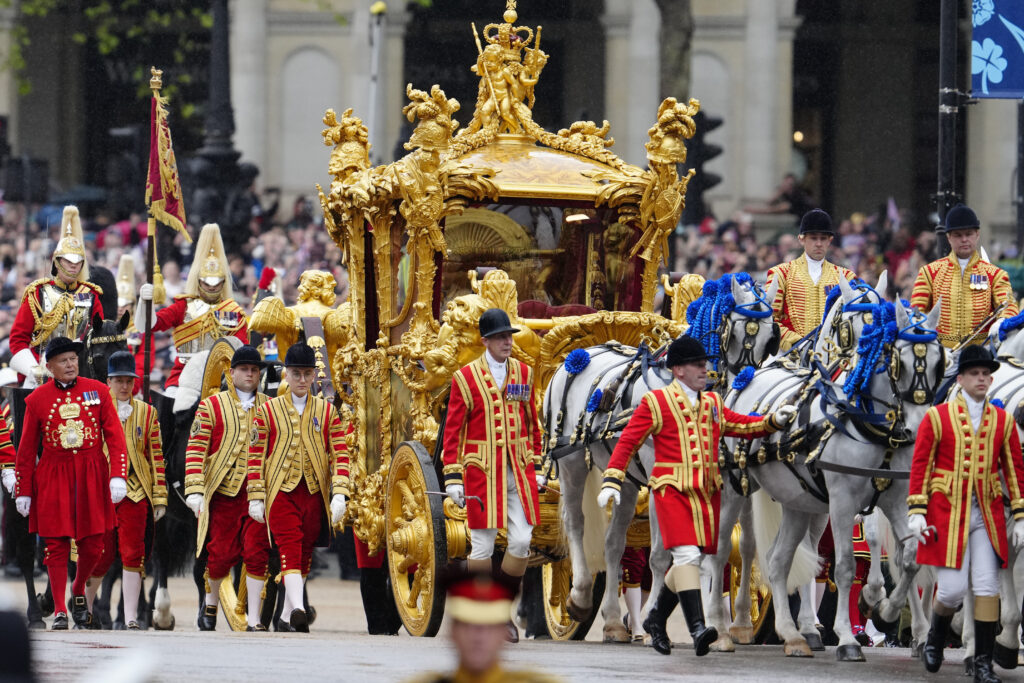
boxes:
[581,467,609,574]
[751,489,821,594]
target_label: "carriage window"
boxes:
[442,204,633,312]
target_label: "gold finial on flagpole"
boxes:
[150,67,163,93]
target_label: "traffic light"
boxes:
[681,110,723,226]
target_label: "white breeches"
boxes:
[935,499,1001,606]
[468,473,534,560]
[668,545,701,567]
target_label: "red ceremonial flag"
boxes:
[146,94,191,242]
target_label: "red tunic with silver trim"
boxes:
[908,396,1024,569]
[442,355,542,530]
[149,296,248,387]
[14,377,128,538]
[603,382,780,551]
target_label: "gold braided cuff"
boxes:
[602,468,625,492]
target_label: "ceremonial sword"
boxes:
[898,524,937,544]
[424,490,485,511]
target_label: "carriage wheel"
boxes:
[385,441,448,637]
[539,559,604,641]
[200,337,243,400]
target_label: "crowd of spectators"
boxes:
[0,195,348,385]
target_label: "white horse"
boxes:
[725,292,944,660]
[706,273,888,652]
[543,273,780,642]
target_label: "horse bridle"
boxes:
[715,283,779,390]
[86,327,128,375]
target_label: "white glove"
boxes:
[445,483,465,508]
[134,297,154,330]
[990,319,1004,341]
[110,477,127,504]
[185,493,204,518]
[774,405,797,426]
[140,283,154,301]
[1014,520,1024,549]
[908,513,929,544]
[15,496,30,517]
[596,486,620,509]
[1,469,14,494]
[9,348,43,389]
[331,494,347,525]
[153,505,166,522]
[535,473,547,492]
[248,500,265,524]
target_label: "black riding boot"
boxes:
[922,610,953,673]
[642,585,677,655]
[974,620,1003,683]
[677,589,718,656]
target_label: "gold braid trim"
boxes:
[28,287,76,348]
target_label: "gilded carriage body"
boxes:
[319,2,699,638]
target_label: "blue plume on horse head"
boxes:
[685,272,755,373]
[731,365,756,391]
[999,308,1024,342]
[822,277,869,326]
[842,300,898,402]
[586,388,603,413]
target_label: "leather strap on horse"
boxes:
[808,458,909,480]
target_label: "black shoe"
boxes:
[974,620,1003,683]
[505,619,519,643]
[246,624,268,632]
[126,621,140,630]
[197,604,217,631]
[70,595,89,627]
[51,612,68,631]
[643,585,678,655]
[677,589,718,657]
[289,608,309,633]
[922,610,953,673]
[274,617,296,633]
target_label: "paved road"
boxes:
[0,571,992,682]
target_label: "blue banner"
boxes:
[972,1,1024,98]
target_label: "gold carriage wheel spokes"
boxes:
[385,441,448,637]
[542,557,584,640]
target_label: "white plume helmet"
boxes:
[116,253,137,308]
[184,223,234,301]
[52,205,90,281]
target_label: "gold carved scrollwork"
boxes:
[660,273,706,325]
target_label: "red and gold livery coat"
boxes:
[908,396,1024,569]
[766,254,856,351]
[246,394,349,525]
[442,355,543,530]
[0,412,16,469]
[910,252,1018,348]
[150,296,248,387]
[184,389,269,555]
[14,377,127,538]
[10,278,104,361]
[117,397,167,508]
[603,382,782,551]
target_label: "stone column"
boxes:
[743,0,778,202]
[230,0,267,172]
[382,9,409,163]
[602,0,659,167]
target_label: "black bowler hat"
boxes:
[284,342,317,368]
[107,350,138,378]
[44,336,83,361]
[957,344,1000,374]
[231,344,264,368]
[798,209,834,236]
[667,335,714,368]
[479,308,519,339]
[942,203,981,233]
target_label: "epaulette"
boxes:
[79,280,103,295]
[21,278,48,300]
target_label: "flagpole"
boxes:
[143,68,162,404]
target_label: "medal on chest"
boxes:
[970,273,988,291]
[504,383,530,402]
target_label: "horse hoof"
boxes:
[910,640,922,658]
[728,625,754,645]
[870,610,899,635]
[994,641,1019,669]
[603,620,630,643]
[963,656,974,676]
[784,638,813,657]
[712,634,736,652]
[564,596,590,623]
[835,644,865,662]
[856,592,876,620]
[803,631,825,651]
[26,619,46,631]
[153,614,175,631]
